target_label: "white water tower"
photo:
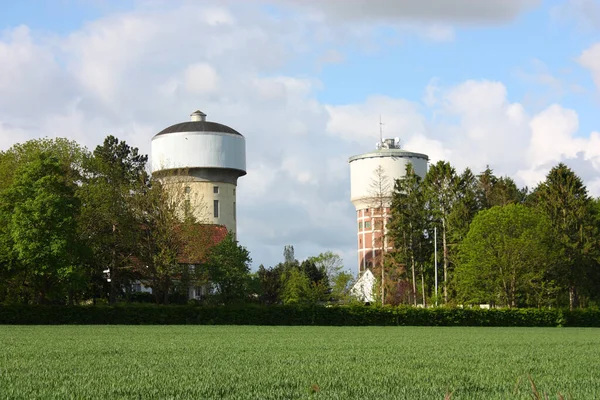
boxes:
[349,138,428,273]
[151,110,246,236]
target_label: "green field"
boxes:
[1,326,599,399]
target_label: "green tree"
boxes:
[135,178,184,304]
[206,232,252,304]
[424,161,459,304]
[308,251,344,281]
[256,264,284,305]
[448,168,480,245]
[281,266,328,306]
[531,163,596,309]
[389,163,427,306]
[0,138,89,304]
[78,135,148,304]
[307,251,354,303]
[0,152,83,304]
[455,204,556,308]
[476,166,527,210]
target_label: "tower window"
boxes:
[233,188,236,196]
[365,221,371,229]
[213,200,219,218]
[233,202,236,220]
[184,186,191,194]
[213,186,219,194]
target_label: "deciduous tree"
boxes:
[456,204,556,307]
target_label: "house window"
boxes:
[365,221,371,229]
[358,222,363,230]
[184,186,191,194]
[213,200,219,218]
[213,186,219,194]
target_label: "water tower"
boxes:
[151,110,246,236]
[349,138,428,273]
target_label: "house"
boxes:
[350,269,376,303]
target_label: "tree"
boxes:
[389,163,427,306]
[135,178,185,304]
[0,152,83,304]
[476,166,527,209]
[531,163,596,309]
[0,138,88,304]
[256,264,284,305]
[206,232,252,304]
[424,161,459,304]
[308,251,354,303]
[367,165,392,304]
[308,251,344,281]
[78,135,148,304]
[455,204,556,308]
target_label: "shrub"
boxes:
[0,304,598,326]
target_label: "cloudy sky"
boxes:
[2,0,600,274]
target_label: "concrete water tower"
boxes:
[151,110,246,236]
[349,137,428,273]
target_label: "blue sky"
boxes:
[1,0,599,272]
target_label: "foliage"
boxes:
[206,232,252,304]
[1,303,600,327]
[78,135,149,304]
[424,160,459,304]
[389,163,428,305]
[530,163,597,309]
[0,152,83,304]
[135,177,186,304]
[455,204,557,308]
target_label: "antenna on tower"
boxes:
[379,115,385,144]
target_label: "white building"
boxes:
[151,110,247,236]
[350,269,376,303]
[348,138,428,274]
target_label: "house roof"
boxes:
[176,223,228,264]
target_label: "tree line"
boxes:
[0,136,254,305]
[382,161,600,309]
[0,136,354,307]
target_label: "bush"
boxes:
[0,304,598,326]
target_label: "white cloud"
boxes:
[551,0,600,30]
[326,96,426,143]
[327,80,600,198]
[184,63,220,94]
[578,42,600,91]
[280,0,540,24]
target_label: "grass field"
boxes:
[1,326,599,399]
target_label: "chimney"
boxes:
[190,110,207,122]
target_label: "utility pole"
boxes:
[434,226,438,307]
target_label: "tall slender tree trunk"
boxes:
[442,218,448,304]
[109,223,117,305]
[569,285,575,311]
[421,268,426,307]
[411,255,417,306]
[381,253,385,305]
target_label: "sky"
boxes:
[1,0,600,274]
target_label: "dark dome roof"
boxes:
[154,121,242,137]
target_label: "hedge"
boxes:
[1,304,599,327]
